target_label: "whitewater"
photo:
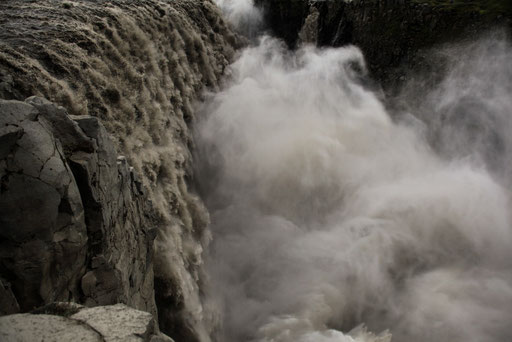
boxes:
[195,1,512,341]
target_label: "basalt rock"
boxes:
[0,99,88,313]
[255,0,512,87]
[0,97,157,323]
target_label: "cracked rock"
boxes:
[0,98,157,322]
[0,313,102,342]
[71,304,155,342]
[0,99,87,312]
[0,303,173,342]
[25,96,95,156]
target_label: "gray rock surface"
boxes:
[0,303,174,342]
[0,314,102,342]
[0,99,88,312]
[71,304,154,342]
[0,98,157,321]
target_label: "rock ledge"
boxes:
[0,303,174,342]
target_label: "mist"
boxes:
[213,0,262,38]
[196,4,512,342]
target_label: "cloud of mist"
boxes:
[213,0,262,38]
[195,33,512,342]
[403,32,512,185]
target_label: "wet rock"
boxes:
[0,278,19,316]
[255,0,512,87]
[25,96,95,156]
[0,98,157,321]
[0,99,87,312]
[298,6,319,45]
[66,114,158,318]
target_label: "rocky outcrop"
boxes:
[0,303,174,342]
[0,98,89,313]
[0,1,240,340]
[0,97,157,319]
[256,0,512,86]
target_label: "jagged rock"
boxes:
[66,114,158,318]
[0,278,19,315]
[255,0,310,48]
[255,0,512,86]
[0,98,157,323]
[0,99,87,312]
[25,96,95,156]
[0,303,175,342]
[298,6,319,45]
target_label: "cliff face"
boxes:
[255,0,512,86]
[0,1,239,341]
[0,97,157,319]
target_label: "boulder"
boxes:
[0,314,102,342]
[0,303,175,342]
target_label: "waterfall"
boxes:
[198,1,512,341]
[0,1,239,340]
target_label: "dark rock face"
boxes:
[0,98,157,320]
[255,0,511,86]
[0,278,19,315]
[0,99,88,313]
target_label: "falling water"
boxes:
[197,1,512,341]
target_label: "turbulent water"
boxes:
[197,1,512,341]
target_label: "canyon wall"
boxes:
[0,96,157,318]
[255,0,512,87]
[0,1,240,341]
